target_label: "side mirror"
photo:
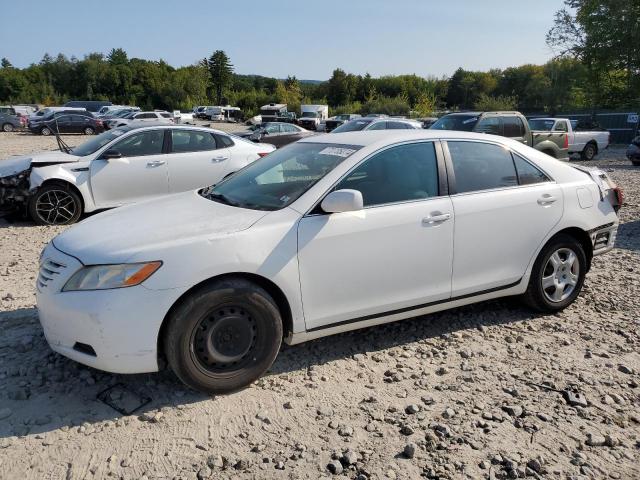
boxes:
[101,149,122,160]
[321,189,363,214]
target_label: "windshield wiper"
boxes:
[208,192,238,207]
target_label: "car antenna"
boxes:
[52,117,72,154]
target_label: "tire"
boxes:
[164,278,283,394]
[2,123,14,133]
[40,126,52,136]
[522,234,587,313]
[580,143,597,161]
[84,126,95,135]
[28,183,83,225]
[541,149,556,158]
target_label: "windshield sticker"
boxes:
[462,117,478,124]
[318,147,357,157]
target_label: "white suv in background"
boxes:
[107,111,173,129]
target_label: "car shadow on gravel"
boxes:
[0,298,534,438]
[615,219,640,252]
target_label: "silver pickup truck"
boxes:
[528,118,610,161]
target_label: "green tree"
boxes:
[206,50,234,105]
[1,58,12,69]
[474,93,517,111]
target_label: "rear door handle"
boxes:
[147,160,165,167]
[422,213,451,225]
[537,194,557,205]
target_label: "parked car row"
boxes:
[26,128,622,394]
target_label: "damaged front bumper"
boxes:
[0,168,32,216]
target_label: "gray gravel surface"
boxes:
[0,134,638,479]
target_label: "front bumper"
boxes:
[590,222,618,256]
[36,243,187,374]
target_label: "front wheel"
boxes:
[522,234,587,312]
[28,184,82,225]
[164,278,283,394]
[84,126,95,135]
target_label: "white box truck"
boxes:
[298,104,329,130]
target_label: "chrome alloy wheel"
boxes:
[35,189,78,224]
[541,247,580,303]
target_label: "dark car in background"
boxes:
[324,114,362,132]
[628,136,640,166]
[63,100,111,113]
[0,106,24,132]
[236,122,314,148]
[29,110,104,135]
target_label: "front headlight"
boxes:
[62,261,162,291]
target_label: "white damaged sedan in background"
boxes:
[36,130,623,393]
[0,124,274,224]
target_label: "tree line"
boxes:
[1,0,637,117]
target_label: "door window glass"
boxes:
[113,130,165,156]
[448,141,518,193]
[335,142,439,207]
[387,121,410,129]
[553,121,568,132]
[171,130,217,153]
[265,124,280,134]
[475,117,501,135]
[503,116,525,137]
[513,154,551,185]
[366,121,387,130]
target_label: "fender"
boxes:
[29,163,98,212]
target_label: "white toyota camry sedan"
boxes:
[0,124,274,225]
[36,130,622,393]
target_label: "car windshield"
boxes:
[70,128,128,156]
[332,119,372,133]
[202,142,362,211]
[430,115,479,131]
[528,119,555,131]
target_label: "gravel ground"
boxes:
[0,133,638,480]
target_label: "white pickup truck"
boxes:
[528,118,610,160]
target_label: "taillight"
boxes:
[613,186,624,209]
[563,134,568,149]
[258,152,270,158]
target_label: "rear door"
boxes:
[444,140,562,296]
[89,129,169,207]
[167,129,230,192]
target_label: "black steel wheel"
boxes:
[164,278,282,394]
[580,143,597,161]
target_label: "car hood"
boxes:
[0,151,80,177]
[52,190,269,264]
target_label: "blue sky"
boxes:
[2,0,564,79]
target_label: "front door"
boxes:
[89,129,169,207]
[445,140,563,296]
[297,141,454,330]
[167,129,230,193]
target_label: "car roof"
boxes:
[123,123,230,135]
[299,129,510,147]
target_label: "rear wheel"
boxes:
[40,126,52,136]
[164,278,283,394]
[2,123,14,132]
[522,234,587,312]
[580,143,597,161]
[28,183,82,225]
[83,126,95,135]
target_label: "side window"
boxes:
[136,113,154,119]
[265,124,280,134]
[171,130,217,153]
[160,113,172,118]
[513,154,550,185]
[367,121,387,130]
[475,117,501,135]
[448,141,518,193]
[387,122,409,129]
[503,116,525,137]
[215,134,235,147]
[554,121,568,132]
[281,124,295,133]
[335,142,439,207]
[113,130,165,157]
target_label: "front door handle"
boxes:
[212,155,229,162]
[147,160,165,167]
[422,213,451,225]
[537,194,558,205]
